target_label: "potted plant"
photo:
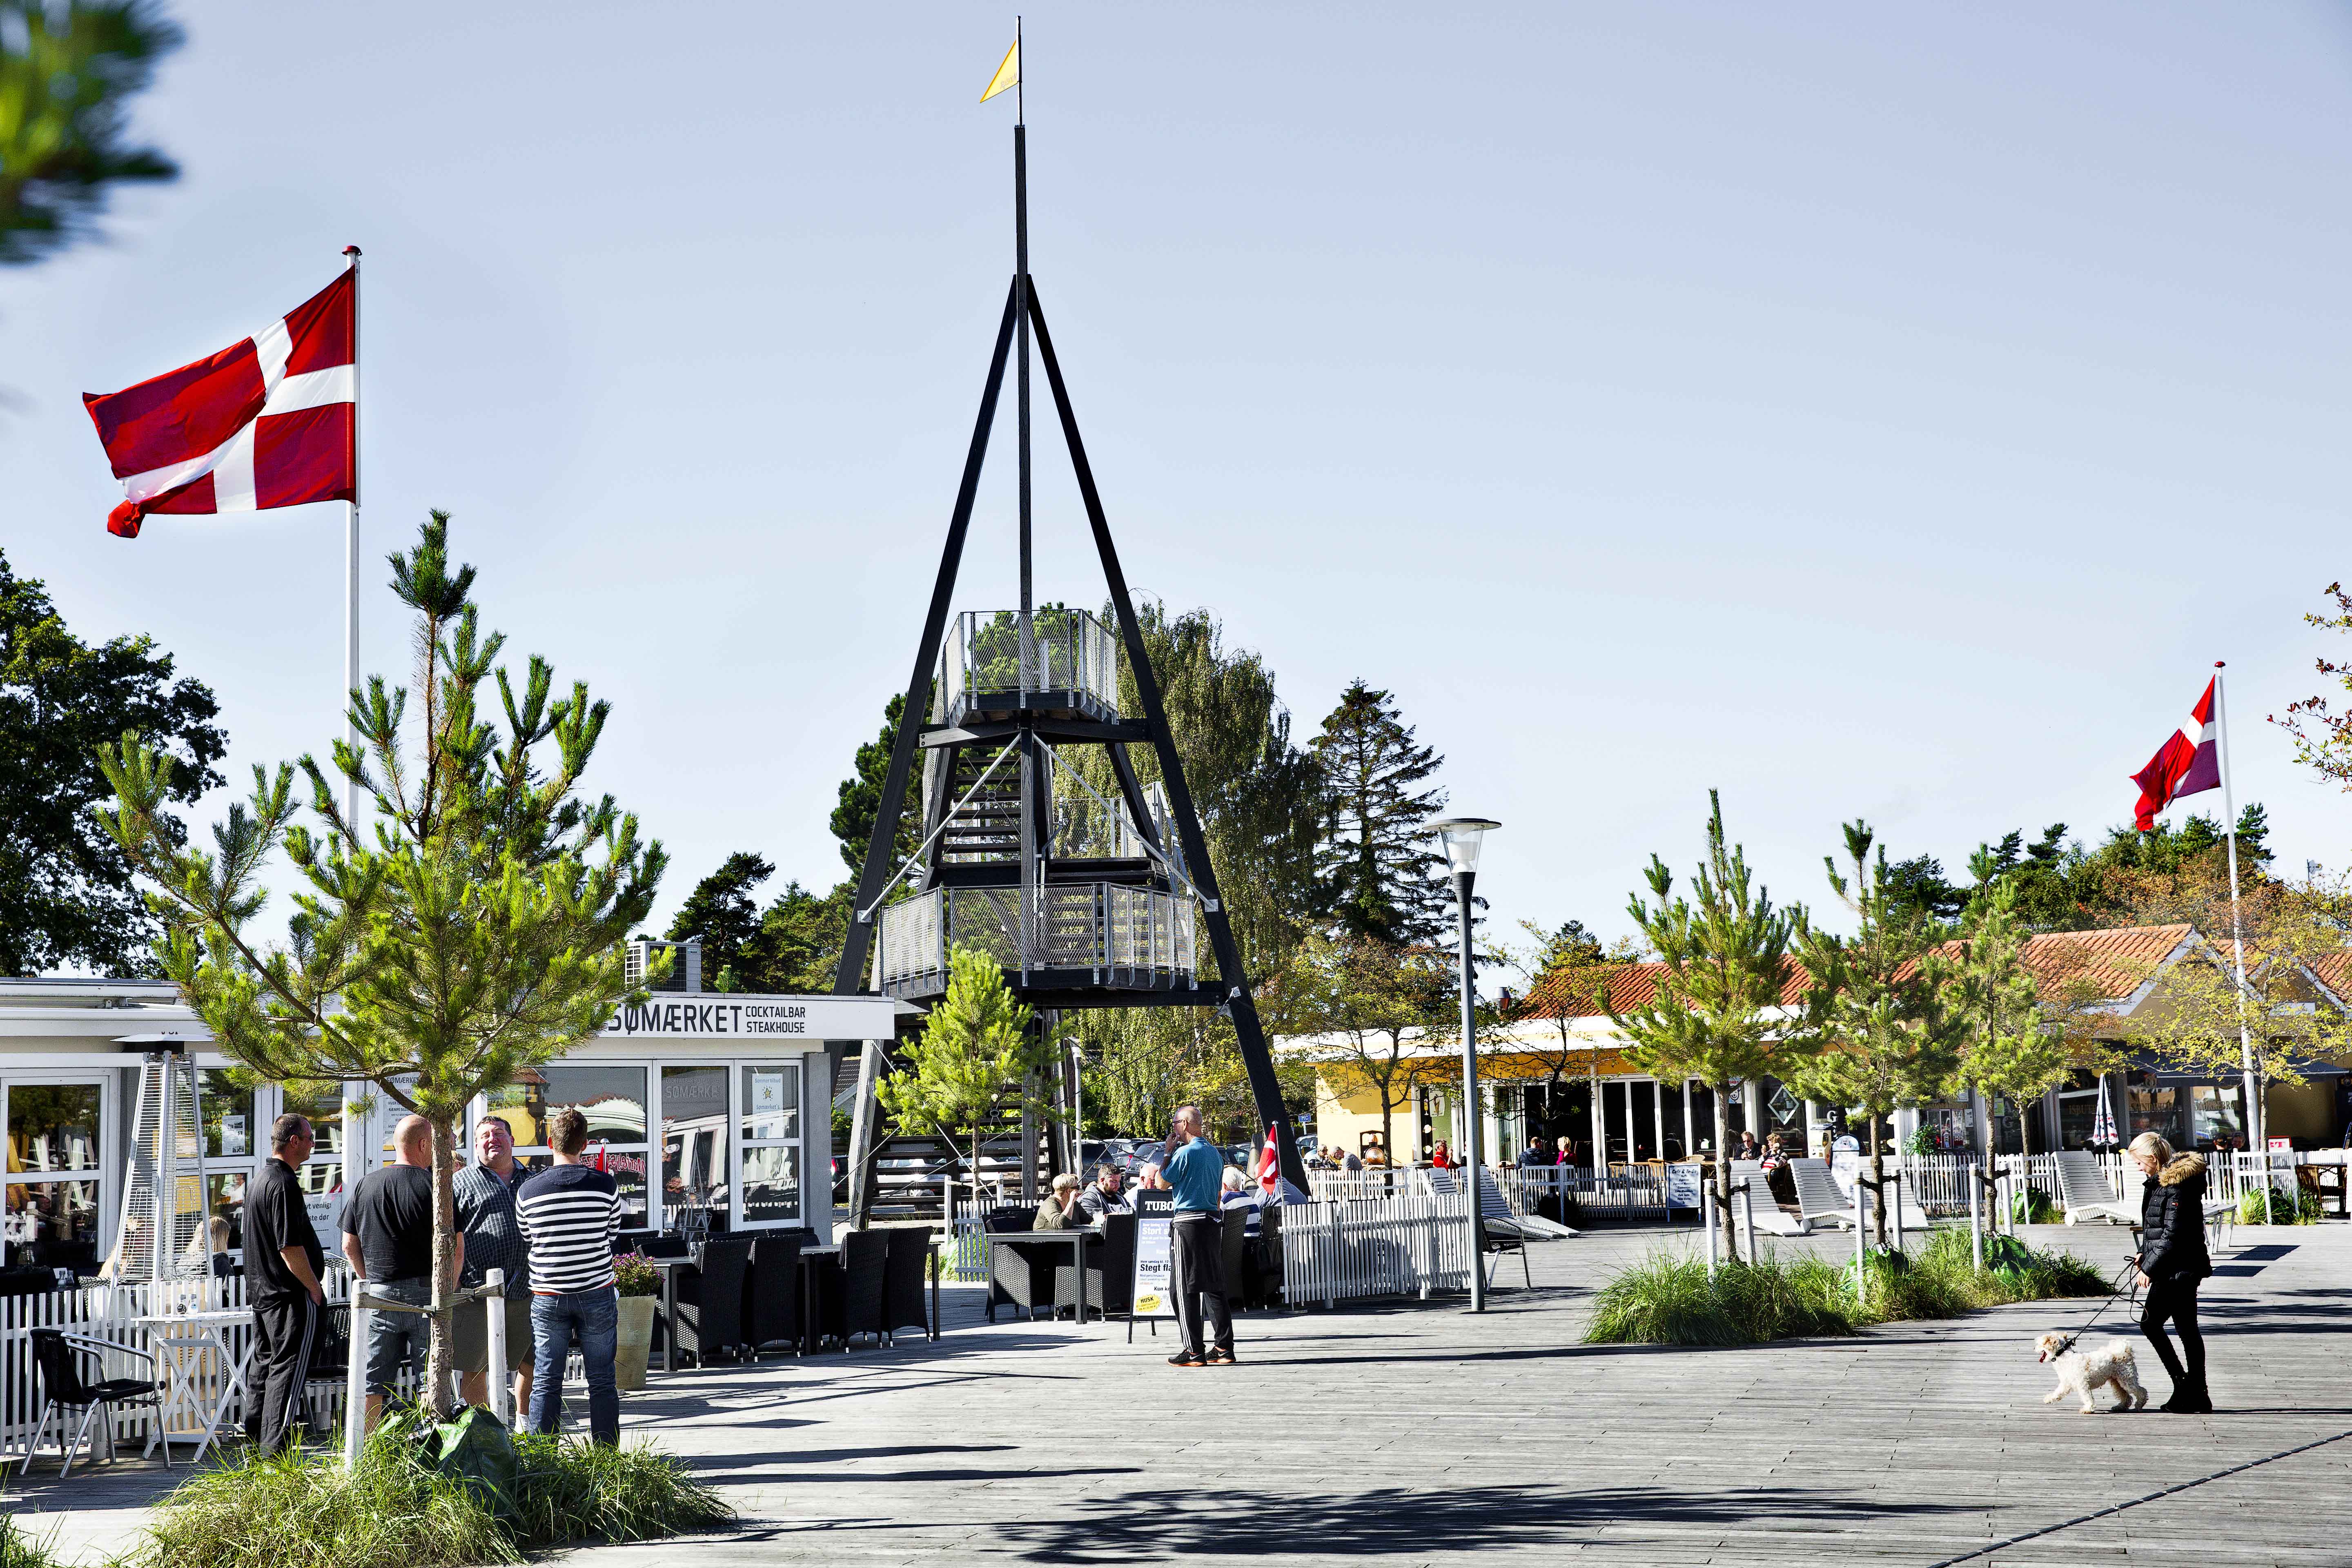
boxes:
[613,1252,661,1390]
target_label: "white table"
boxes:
[133,1307,254,1465]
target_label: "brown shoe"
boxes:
[1206,1346,1238,1365]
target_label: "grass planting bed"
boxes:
[1584,1227,2113,1347]
[126,1426,731,1568]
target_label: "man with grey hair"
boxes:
[1161,1105,1235,1367]
[343,1114,458,1425]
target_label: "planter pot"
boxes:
[615,1293,657,1390]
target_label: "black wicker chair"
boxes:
[20,1330,165,1479]
[840,1230,890,1348]
[673,1235,753,1365]
[986,1234,1062,1321]
[881,1228,930,1345]
[745,1231,802,1356]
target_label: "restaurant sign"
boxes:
[601,992,896,1042]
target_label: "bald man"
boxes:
[343,1114,460,1425]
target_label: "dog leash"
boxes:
[2043,1256,2140,1361]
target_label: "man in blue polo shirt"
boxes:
[1160,1104,1235,1367]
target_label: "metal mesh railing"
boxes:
[876,882,1198,989]
[937,609,1121,724]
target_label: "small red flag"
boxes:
[2131,678,2222,831]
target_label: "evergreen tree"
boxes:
[1949,859,2069,1160]
[1311,679,1447,944]
[1788,822,1967,1248]
[99,513,664,1418]
[874,946,1051,1210]
[831,693,920,872]
[0,547,226,974]
[0,0,180,265]
[665,850,773,989]
[737,878,853,993]
[1613,791,1803,1256]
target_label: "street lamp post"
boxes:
[1432,816,1500,1313]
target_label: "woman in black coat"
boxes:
[2129,1131,2213,1413]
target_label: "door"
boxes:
[3,1076,111,1274]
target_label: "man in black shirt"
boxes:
[246,1113,327,1454]
[342,1114,458,1425]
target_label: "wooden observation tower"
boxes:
[834,69,1305,1217]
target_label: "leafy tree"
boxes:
[2274,579,2352,793]
[831,693,920,872]
[1501,918,1640,1159]
[1073,603,1322,1129]
[98,512,664,1418]
[0,0,180,265]
[1611,791,1802,1255]
[0,547,225,975]
[1289,933,1454,1167]
[736,878,852,993]
[1788,823,1967,1248]
[665,850,772,988]
[1949,861,2071,1160]
[874,946,1052,1209]
[1311,679,1447,945]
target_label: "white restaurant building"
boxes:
[0,942,900,1278]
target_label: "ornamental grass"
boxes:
[130,1425,731,1568]
[1584,1227,2113,1348]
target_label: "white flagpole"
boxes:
[2213,661,2261,1158]
[342,246,362,835]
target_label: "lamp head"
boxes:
[1429,817,1501,878]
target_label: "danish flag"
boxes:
[84,267,356,539]
[2130,677,2222,832]
[1254,1124,1280,1197]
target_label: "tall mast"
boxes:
[1014,16,1031,647]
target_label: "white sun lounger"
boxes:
[1791,1156,1931,1232]
[1728,1160,1807,1235]
[2056,1150,2136,1226]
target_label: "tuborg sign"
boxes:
[601,992,898,1042]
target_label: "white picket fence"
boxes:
[1,1271,361,1464]
[1279,1192,1472,1307]
[1492,1165,1670,1221]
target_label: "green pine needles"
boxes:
[97,512,666,1417]
[875,945,1052,1209]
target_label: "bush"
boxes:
[1584,1228,2117,1348]
[133,1421,732,1568]
[2237,1186,2322,1225]
[2010,1187,2058,1225]
[0,1514,69,1568]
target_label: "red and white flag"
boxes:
[84,269,356,539]
[2131,677,2222,831]
[1254,1124,1280,1197]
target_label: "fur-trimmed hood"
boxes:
[2159,1151,2207,1187]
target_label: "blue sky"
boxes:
[4,2,2350,956]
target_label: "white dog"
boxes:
[2036,1332,2147,1414]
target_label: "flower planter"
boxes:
[615,1293,658,1390]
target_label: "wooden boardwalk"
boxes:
[8,1224,2347,1566]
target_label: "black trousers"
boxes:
[2140,1272,2205,1388]
[252,1293,321,1454]
[1170,1214,1232,1357]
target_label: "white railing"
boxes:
[1279,1192,1472,1307]
[1305,1170,1411,1202]
[2,1272,359,1462]
[1493,1165,1669,1221]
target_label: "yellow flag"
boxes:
[982,39,1020,103]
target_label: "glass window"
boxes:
[737,1065,801,1226]
[491,1067,652,1231]
[6,1083,107,1272]
[198,1070,254,1160]
[206,1170,249,1253]
[277,1081,349,1155]
[661,1065,730,1230]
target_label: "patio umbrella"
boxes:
[2090,1080,2118,1148]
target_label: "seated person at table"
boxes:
[1077,1164,1129,1224]
[1034,1173,1085,1229]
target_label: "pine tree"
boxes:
[98,513,664,1418]
[874,947,1052,1210]
[1311,679,1447,944]
[0,1,181,266]
[1950,858,2069,1161]
[1613,791,1803,1256]
[831,693,920,871]
[1788,822,1967,1248]
[666,850,773,988]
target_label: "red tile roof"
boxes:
[2311,950,2352,1005]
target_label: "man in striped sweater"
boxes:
[516,1106,623,1443]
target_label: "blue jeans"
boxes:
[366,1277,433,1398]
[528,1288,619,1444]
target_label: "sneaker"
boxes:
[1167,1350,1204,1368]
[1205,1346,1238,1366]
